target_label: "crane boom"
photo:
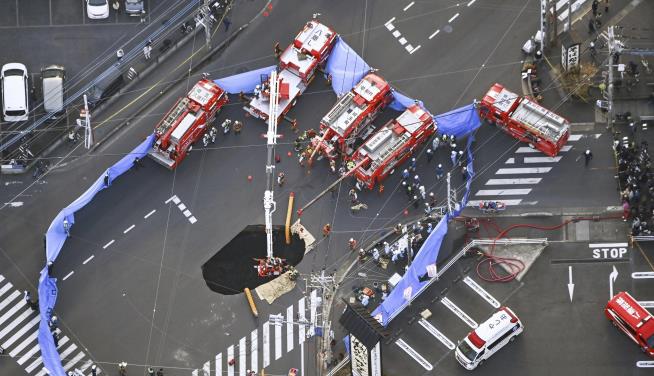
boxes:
[264,70,281,261]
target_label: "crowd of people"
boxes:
[616,136,653,236]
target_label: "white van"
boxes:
[41,65,66,116]
[455,307,523,370]
[1,63,29,122]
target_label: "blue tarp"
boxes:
[213,65,277,94]
[38,134,155,376]
[325,36,370,96]
[434,103,481,138]
[389,90,424,112]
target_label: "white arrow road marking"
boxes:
[609,266,619,299]
[395,339,433,370]
[418,319,455,350]
[441,297,478,328]
[464,276,500,308]
[567,266,575,302]
[632,272,654,279]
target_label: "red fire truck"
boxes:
[478,83,570,157]
[244,19,337,123]
[605,291,654,356]
[309,72,393,162]
[148,79,228,169]
[349,104,436,189]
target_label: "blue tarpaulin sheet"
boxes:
[434,103,481,138]
[325,36,370,96]
[389,90,424,112]
[213,65,277,94]
[38,134,155,376]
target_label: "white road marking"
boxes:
[409,45,421,54]
[298,296,306,344]
[516,145,572,153]
[123,224,135,234]
[172,196,181,205]
[638,301,654,308]
[144,209,156,219]
[189,216,197,224]
[403,1,415,11]
[25,354,43,373]
[463,276,501,308]
[18,342,41,364]
[274,315,282,360]
[62,271,74,281]
[505,157,515,164]
[441,297,478,328]
[392,30,401,38]
[0,295,25,325]
[385,17,396,25]
[428,29,440,39]
[0,282,13,298]
[215,353,222,376]
[486,178,541,185]
[178,203,187,211]
[5,201,23,207]
[202,361,210,376]
[2,315,39,348]
[164,195,177,204]
[524,156,562,163]
[496,167,552,174]
[183,210,192,217]
[632,272,654,279]
[588,243,628,248]
[251,329,258,373]
[287,305,294,353]
[468,199,523,207]
[385,22,395,31]
[63,351,86,371]
[239,337,246,376]
[309,290,318,336]
[475,189,532,196]
[467,0,476,6]
[9,329,37,357]
[418,319,455,350]
[405,44,414,52]
[398,37,407,45]
[395,339,433,370]
[448,13,460,23]
[83,255,95,265]
[568,134,582,141]
[102,240,115,249]
[594,133,602,139]
[57,343,78,367]
[227,345,234,376]
[637,361,654,368]
[262,321,270,367]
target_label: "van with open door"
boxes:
[455,307,523,370]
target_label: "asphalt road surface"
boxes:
[0,1,651,376]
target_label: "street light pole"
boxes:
[607,26,615,131]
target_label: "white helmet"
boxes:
[459,150,463,155]
[412,158,416,162]
[585,149,591,155]
[438,164,442,168]
[403,169,408,173]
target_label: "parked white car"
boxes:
[1,63,29,122]
[86,0,109,19]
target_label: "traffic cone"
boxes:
[247,175,253,182]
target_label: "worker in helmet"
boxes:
[402,169,410,180]
[348,238,357,250]
[254,85,261,99]
[202,133,210,147]
[209,127,218,143]
[435,164,444,180]
[277,172,286,186]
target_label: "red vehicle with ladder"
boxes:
[349,104,436,189]
[478,83,570,157]
[309,72,393,163]
[243,19,337,124]
[148,79,228,169]
[605,291,654,356]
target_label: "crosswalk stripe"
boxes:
[286,305,294,353]
[18,342,41,365]
[35,367,49,376]
[78,359,93,373]
[63,351,86,371]
[239,337,246,376]
[298,297,306,344]
[58,343,79,365]
[568,134,582,141]
[215,353,222,376]
[524,156,562,163]
[0,292,23,321]
[262,321,270,368]
[0,306,32,340]
[505,157,515,164]
[496,167,552,174]
[467,199,523,207]
[250,329,258,373]
[441,297,478,328]
[0,275,4,283]
[395,339,433,370]
[57,335,70,349]
[274,315,282,360]
[227,345,234,376]
[475,189,532,196]
[309,290,318,336]
[25,354,44,373]
[486,178,541,185]
[2,314,40,348]
[515,145,573,153]
[0,281,13,298]
[463,276,501,308]
[418,319,455,350]
[9,329,38,357]
[203,361,211,376]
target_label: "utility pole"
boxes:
[80,94,93,149]
[566,0,572,33]
[446,172,457,216]
[540,0,547,58]
[309,270,335,376]
[607,26,615,131]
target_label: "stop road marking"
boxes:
[589,243,628,259]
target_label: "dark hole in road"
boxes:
[201,224,304,295]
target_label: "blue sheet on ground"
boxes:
[389,90,424,112]
[38,134,155,376]
[434,103,481,138]
[213,65,277,94]
[325,36,370,96]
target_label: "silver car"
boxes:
[125,0,145,15]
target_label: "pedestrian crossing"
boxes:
[468,135,590,207]
[192,291,319,376]
[0,275,100,376]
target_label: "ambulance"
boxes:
[605,291,654,356]
[455,307,523,370]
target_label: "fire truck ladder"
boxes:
[263,70,281,263]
